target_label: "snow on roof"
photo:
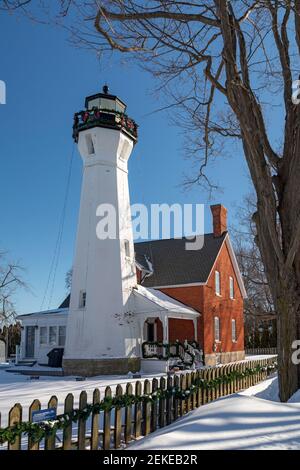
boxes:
[18,308,69,319]
[132,285,199,317]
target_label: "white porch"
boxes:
[131,285,199,345]
[131,285,202,371]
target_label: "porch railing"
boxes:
[142,341,203,368]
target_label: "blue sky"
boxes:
[0,12,251,314]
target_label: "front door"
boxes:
[25,326,35,358]
[147,322,155,342]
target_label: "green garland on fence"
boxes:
[0,361,277,446]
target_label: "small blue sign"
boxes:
[32,408,57,423]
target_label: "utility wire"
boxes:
[40,143,75,311]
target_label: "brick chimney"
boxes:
[210,204,227,237]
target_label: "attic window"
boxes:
[85,134,95,155]
[229,276,235,299]
[215,271,221,296]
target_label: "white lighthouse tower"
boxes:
[63,86,140,375]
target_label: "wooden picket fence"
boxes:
[0,357,277,451]
[245,347,277,356]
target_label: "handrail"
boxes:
[142,341,203,367]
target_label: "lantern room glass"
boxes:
[86,96,126,114]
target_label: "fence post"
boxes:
[103,386,112,450]
[28,399,41,450]
[8,403,22,450]
[45,395,58,450]
[185,373,192,412]
[214,367,220,400]
[63,393,74,450]
[134,381,142,439]
[196,370,203,406]
[166,375,173,425]
[151,378,159,432]
[142,380,151,436]
[211,369,216,401]
[125,383,133,445]
[173,374,180,420]
[91,388,100,450]
[77,391,87,450]
[114,384,123,449]
[159,377,167,427]
[179,374,186,415]
[202,370,208,404]
[191,372,197,410]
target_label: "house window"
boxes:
[58,326,66,347]
[214,316,220,342]
[49,326,57,346]
[39,326,47,346]
[85,134,95,155]
[124,240,130,258]
[229,276,234,299]
[79,290,87,308]
[232,319,237,342]
[215,271,221,296]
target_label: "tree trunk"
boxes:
[276,297,299,402]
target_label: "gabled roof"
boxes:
[57,231,246,311]
[134,233,227,288]
[132,285,199,318]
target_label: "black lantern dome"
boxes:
[72,85,138,143]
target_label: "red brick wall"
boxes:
[159,286,203,346]
[137,238,244,355]
[136,268,142,284]
[168,319,195,342]
[201,241,244,354]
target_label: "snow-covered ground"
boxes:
[129,376,300,450]
[0,367,164,426]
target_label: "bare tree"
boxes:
[232,194,277,347]
[0,252,26,358]
[65,267,73,292]
[3,0,300,401]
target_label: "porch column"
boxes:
[139,319,145,356]
[193,318,198,342]
[163,316,169,343]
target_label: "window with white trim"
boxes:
[85,134,95,155]
[215,271,221,295]
[79,290,86,309]
[232,319,237,342]
[58,326,66,346]
[214,316,220,342]
[49,326,57,346]
[39,326,47,346]
[229,276,235,299]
